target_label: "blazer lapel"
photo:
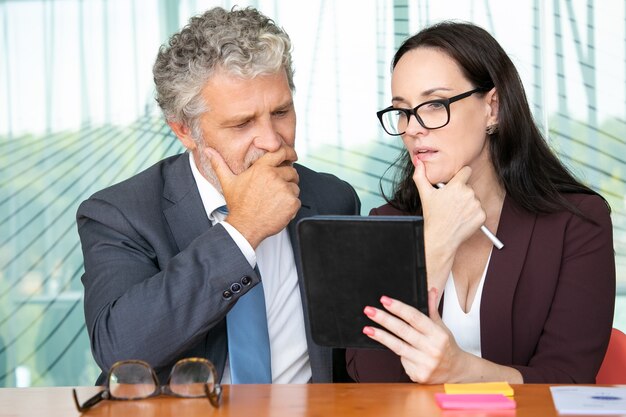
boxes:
[480,195,536,365]
[162,153,211,252]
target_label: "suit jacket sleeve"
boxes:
[77,196,258,375]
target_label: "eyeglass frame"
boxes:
[72,357,222,412]
[376,87,491,135]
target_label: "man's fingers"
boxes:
[204,147,235,186]
[276,165,300,184]
[288,182,301,197]
[255,146,298,168]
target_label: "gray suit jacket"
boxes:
[77,153,361,384]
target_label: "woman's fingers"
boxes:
[363,305,424,349]
[427,288,443,325]
[379,295,434,333]
[362,295,436,352]
[362,306,443,384]
[368,295,453,358]
[362,322,415,357]
[412,158,435,199]
[363,295,462,384]
[447,165,472,187]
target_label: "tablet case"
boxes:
[297,216,428,349]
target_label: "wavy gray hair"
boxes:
[153,7,294,136]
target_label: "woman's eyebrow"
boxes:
[391,87,453,103]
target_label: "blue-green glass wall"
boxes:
[0,0,624,387]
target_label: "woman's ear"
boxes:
[168,121,197,151]
[486,87,499,126]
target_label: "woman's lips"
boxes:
[413,149,438,163]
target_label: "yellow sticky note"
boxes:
[444,382,514,397]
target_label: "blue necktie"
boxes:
[216,205,272,383]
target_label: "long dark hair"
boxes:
[384,21,601,216]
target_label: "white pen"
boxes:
[436,183,504,250]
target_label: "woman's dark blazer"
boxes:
[347,193,615,383]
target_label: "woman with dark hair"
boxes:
[346,21,615,384]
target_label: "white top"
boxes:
[189,153,312,384]
[441,251,492,358]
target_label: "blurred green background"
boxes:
[0,0,624,386]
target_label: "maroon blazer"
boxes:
[347,193,615,383]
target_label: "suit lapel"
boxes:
[288,202,316,270]
[287,164,318,271]
[288,196,316,310]
[162,153,211,252]
[480,195,536,365]
[287,166,329,381]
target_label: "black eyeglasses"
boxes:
[72,357,222,412]
[376,87,490,135]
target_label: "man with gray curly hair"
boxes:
[77,6,360,386]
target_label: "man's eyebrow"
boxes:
[219,99,294,126]
[273,99,294,111]
[219,113,255,126]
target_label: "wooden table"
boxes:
[0,383,602,416]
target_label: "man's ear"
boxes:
[486,88,499,126]
[168,121,197,150]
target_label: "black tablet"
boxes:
[296,215,428,349]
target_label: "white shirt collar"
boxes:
[188,152,226,219]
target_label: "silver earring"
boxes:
[486,124,499,135]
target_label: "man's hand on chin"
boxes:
[205,146,301,248]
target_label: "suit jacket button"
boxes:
[230,283,242,293]
[241,276,251,286]
[222,290,233,300]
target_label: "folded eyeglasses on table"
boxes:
[72,357,222,412]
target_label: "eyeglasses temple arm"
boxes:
[204,382,222,408]
[73,388,106,412]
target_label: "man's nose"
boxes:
[253,120,283,152]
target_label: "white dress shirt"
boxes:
[188,153,312,384]
[441,251,492,358]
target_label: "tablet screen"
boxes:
[297,215,428,349]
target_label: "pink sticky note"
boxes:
[435,393,516,410]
